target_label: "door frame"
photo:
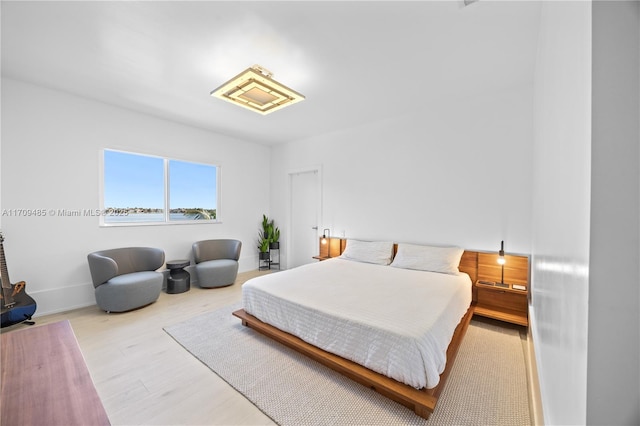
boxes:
[286,165,323,270]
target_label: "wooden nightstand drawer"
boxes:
[477,287,527,314]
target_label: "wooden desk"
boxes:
[1,320,110,425]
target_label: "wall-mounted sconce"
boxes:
[496,240,508,288]
[321,229,330,245]
[321,229,331,257]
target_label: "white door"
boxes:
[289,169,320,269]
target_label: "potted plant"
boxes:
[258,214,272,263]
[270,226,280,250]
[261,214,271,238]
[260,214,280,250]
[258,237,270,260]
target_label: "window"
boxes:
[169,159,218,222]
[102,149,219,225]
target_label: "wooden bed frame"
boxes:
[233,243,479,419]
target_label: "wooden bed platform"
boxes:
[233,305,473,419]
[233,246,480,419]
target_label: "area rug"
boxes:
[164,303,530,425]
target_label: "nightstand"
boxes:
[474,281,528,326]
[472,252,529,327]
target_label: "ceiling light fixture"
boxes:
[211,65,305,115]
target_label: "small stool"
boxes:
[166,260,190,294]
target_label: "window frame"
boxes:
[99,149,221,227]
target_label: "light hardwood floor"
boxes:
[8,270,276,425]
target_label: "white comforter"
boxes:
[241,258,472,389]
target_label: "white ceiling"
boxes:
[1,1,541,145]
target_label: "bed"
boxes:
[234,240,479,419]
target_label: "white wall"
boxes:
[1,78,270,315]
[588,1,639,424]
[532,2,640,425]
[531,2,592,424]
[271,85,534,266]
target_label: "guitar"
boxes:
[0,231,36,328]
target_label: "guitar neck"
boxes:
[0,235,15,305]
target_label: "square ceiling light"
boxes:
[211,65,305,115]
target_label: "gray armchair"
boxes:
[192,239,241,288]
[87,247,165,312]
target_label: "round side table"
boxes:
[166,259,190,294]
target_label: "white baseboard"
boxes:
[526,306,545,425]
[30,258,258,317]
[30,281,97,317]
[239,253,266,272]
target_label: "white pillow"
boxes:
[390,243,464,275]
[340,239,394,265]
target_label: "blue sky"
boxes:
[104,150,217,209]
[169,159,217,209]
